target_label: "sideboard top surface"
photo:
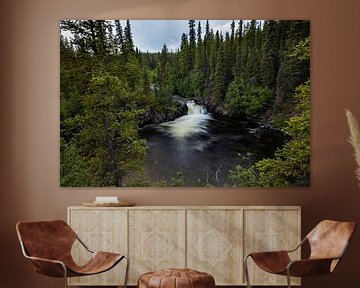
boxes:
[68,205,301,210]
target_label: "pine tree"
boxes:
[208,30,220,97]
[197,21,202,45]
[196,21,203,65]
[195,21,204,68]
[205,20,210,42]
[203,20,212,98]
[180,33,190,73]
[94,20,109,57]
[123,20,134,58]
[192,21,205,98]
[247,20,257,48]
[114,20,124,53]
[175,33,192,96]
[229,20,236,70]
[142,67,150,95]
[188,20,196,69]
[214,44,227,101]
[275,20,310,107]
[231,20,235,41]
[61,20,110,57]
[260,20,280,88]
[156,44,175,100]
[234,20,243,77]
[224,32,233,88]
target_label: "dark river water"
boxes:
[139,100,284,186]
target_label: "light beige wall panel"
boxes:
[68,208,128,286]
[128,209,186,284]
[186,209,243,285]
[244,208,301,286]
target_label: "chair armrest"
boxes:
[26,255,65,266]
[246,251,291,274]
[25,255,67,277]
[285,237,307,253]
[247,250,290,258]
[287,258,336,277]
[19,240,67,277]
[245,236,306,258]
[76,236,94,253]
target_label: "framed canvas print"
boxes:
[60,20,310,187]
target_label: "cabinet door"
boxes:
[68,208,128,286]
[128,209,186,284]
[243,208,301,286]
[187,209,243,285]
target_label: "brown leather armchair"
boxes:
[16,220,129,288]
[244,220,356,288]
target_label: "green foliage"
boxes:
[196,177,214,187]
[167,19,309,120]
[271,113,288,130]
[61,20,310,187]
[149,172,185,187]
[191,70,205,99]
[256,139,310,187]
[260,20,280,88]
[225,77,273,117]
[213,45,227,101]
[60,20,149,186]
[170,172,185,187]
[154,45,176,106]
[256,81,310,187]
[228,165,258,187]
[60,138,97,186]
[290,37,310,60]
[275,21,310,105]
[255,34,310,187]
[124,54,143,90]
[285,81,310,138]
[65,73,147,187]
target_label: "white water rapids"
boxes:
[159,100,212,140]
[139,99,284,186]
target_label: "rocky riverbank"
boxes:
[139,96,188,126]
[196,99,285,140]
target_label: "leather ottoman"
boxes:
[138,268,215,288]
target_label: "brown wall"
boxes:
[1,0,360,287]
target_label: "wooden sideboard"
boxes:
[67,206,301,286]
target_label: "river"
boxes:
[139,100,284,186]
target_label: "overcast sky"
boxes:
[123,20,243,52]
[62,20,251,53]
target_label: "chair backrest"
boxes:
[16,220,77,261]
[307,220,356,261]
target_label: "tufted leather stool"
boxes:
[138,268,215,288]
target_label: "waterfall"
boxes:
[157,100,211,141]
[186,100,207,115]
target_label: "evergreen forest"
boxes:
[60,20,310,187]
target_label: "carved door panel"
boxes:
[186,209,243,285]
[68,208,128,286]
[243,209,301,286]
[128,209,186,284]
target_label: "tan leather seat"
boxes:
[138,268,215,288]
[16,220,129,288]
[244,220,356,288]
